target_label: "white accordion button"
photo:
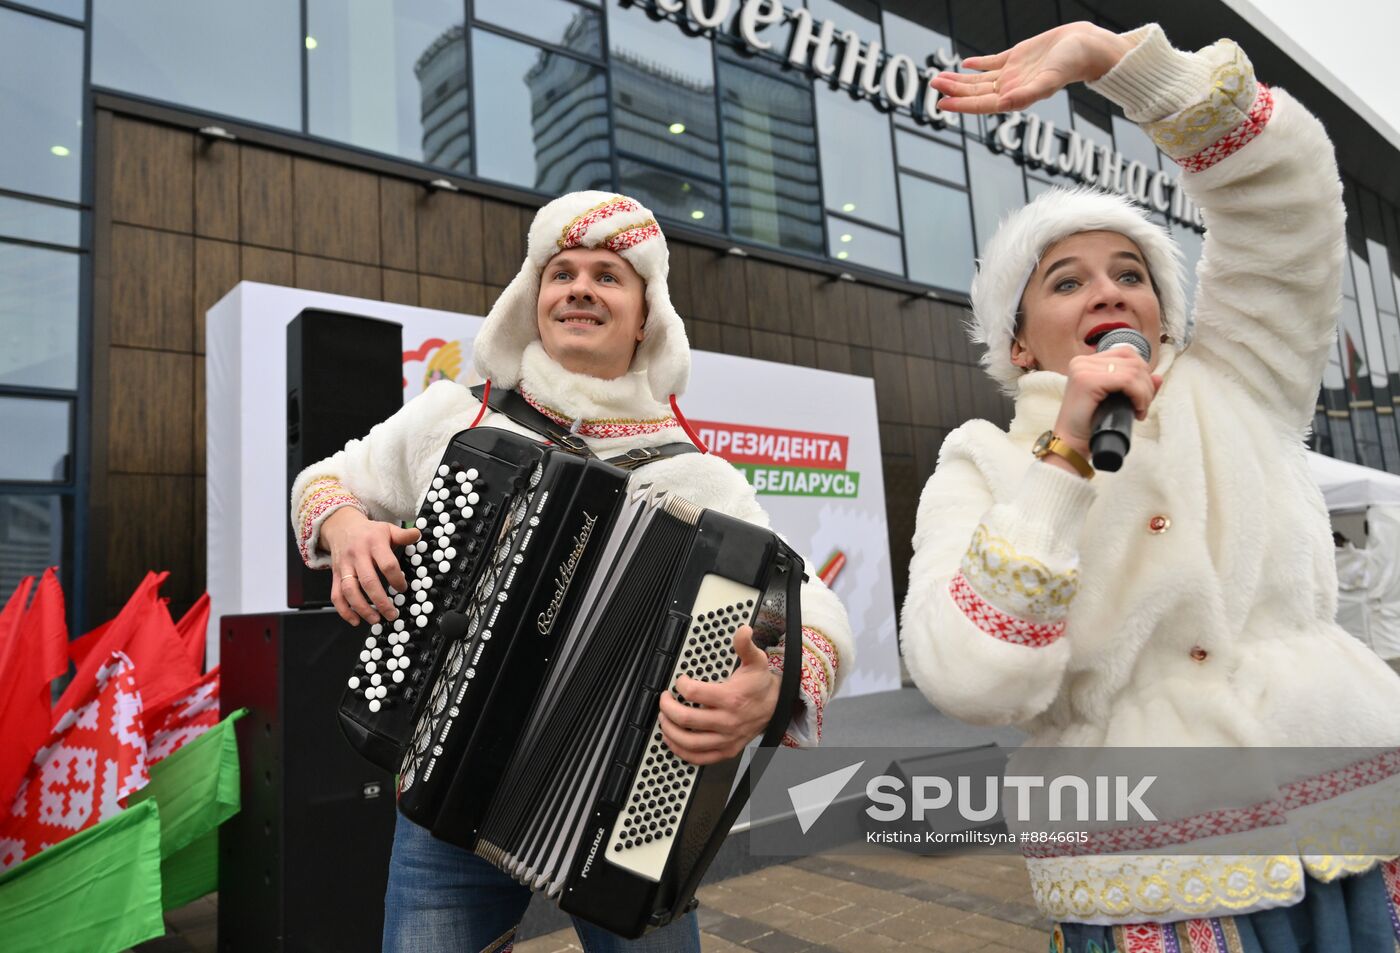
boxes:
[359,649,370,663]
[454,496,467,508]
[467,492,480,505]
[418,539,430,552]
[439,560,450,573]
[370,674,382,686]
[415,517,427,530]
[368,699,381,712]
[481,630,492,641]
[437,465,449,477]
[432,476,444,489]
[369,623,383,636]
[415,590,428,603]
[460,508,472,519]
[394,592,407,606]
[364,636,376,649]
[444,522,457,535]
[393,618,406,631]
[393,670,405,683]
[422,602,434,614]
[365,661,377,674]
[445,547,457,560]
[371,648,382,661]
[392,644,405,656]
[455,471,467,484]
[466,468,479,480]
[432,501,444,514]
[385,657,397,671]
[348,676,360,690]
[431,550,443,562]
[409,554,422,567]
[416,616,427,628]
[439,513,450,525]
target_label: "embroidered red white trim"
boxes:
[1022,801,1286,859]
[769,643,827,747]
[1119,923,1172,953]
[1381,858,1399,942]
[1179,84,1275,174]
[605,221,661,253]
[1277,747,1400,810]
[803,626,839,696]
[519,389,681,440]
[947,572,1064,648]
[559,196,642,250]
[297,479,368,565]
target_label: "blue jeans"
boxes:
[382,813,702,953]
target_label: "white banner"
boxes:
[206,282,898,694]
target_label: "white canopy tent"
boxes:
[1306,450,1400,659]
[1306,450,1400,513]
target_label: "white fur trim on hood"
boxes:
[968,186,1186,394]
[472,190,691,401]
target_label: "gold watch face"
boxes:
[1032,430,1055,457]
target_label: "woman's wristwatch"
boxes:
[1032,430,1094,479]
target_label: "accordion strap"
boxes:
[667,549,803,924]
[470,383,698,471]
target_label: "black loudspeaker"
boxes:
[219,610,398,953]
[287,309,404,609]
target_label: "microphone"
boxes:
[1090,327,1151,472]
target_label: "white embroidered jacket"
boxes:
[292,342,853,746]
[902,27,1400,924]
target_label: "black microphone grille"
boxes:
[1095,327,1150,361]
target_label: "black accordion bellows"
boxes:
[336,426,802,938]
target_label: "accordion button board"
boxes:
[605,575,757,880]
[337,429,545,772]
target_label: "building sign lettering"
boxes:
[627,0,1204,230]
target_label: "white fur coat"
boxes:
[901,27,1400,924]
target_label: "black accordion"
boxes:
[337,426,802,937]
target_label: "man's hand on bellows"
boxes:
[659,625,781,766]
[929,22,1140,114]
[322,507,421,627]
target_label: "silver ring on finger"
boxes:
[341,571,356,581]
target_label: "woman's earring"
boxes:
[1160,332,1170,344]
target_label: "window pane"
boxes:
[476,0,601,57]
[1111,114,1160,172]
[0,197,81,247]
[0,243,79,389]
[828,216,902,274]
[815,86,898,228]
[900,174,974,294]
[1070,91,1114,151]
[473,32,610,194]
[0,398,69,482]
[308,1,468,170]
[0,10,83,202]
[810,0,881,38]
[949,0,1007,56]
[93,0,301,130]
[617,158,721,231]
[0,495,67,597]
[719,61,822,253]
[608,9,720,181]
[966,141,1025,253]
[9,0,83,18]
[896,130,965,185]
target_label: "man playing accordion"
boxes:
[289,190,854,953]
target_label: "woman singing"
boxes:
[902,20,1400,951]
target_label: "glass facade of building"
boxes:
[7,0,1400,612]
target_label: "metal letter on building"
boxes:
[993,112,1025,153]
[654,0,684,13]
[1096,144,1124,193]
[1023,115,1058,169]
[738,0,785,50]
[786,8,839,77]
[836,31,883,96]
[1124,160,1150,205]
[882,52,920,109]
[1149,170,1173,212]
[1057,131,1097,179]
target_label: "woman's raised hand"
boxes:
[929,22,1139,115]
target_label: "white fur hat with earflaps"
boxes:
[968,186,1188,394]
[471,190,690,401]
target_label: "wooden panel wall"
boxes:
[89,108,1010,628]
